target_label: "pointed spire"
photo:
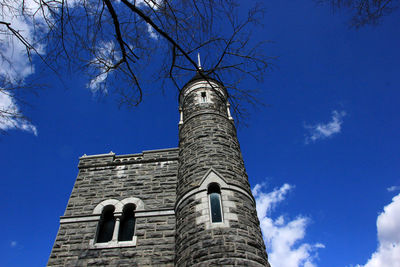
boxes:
[197,52,202,70]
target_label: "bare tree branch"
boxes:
[0,0,272,130]
[317,0,398,27]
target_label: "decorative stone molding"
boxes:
[92,197,145,214]
[119,197,145,212]
[60,209,174,224]
[93,199,120,214]
[176,168,244,230]
[89,197,145,249]
[180,80,227,103]
[80,152,115,159]
[179,111,235,131]
[179,107,184,125]
[198,169,228,190]
[60,215,100,224]
[226,102,234,120]
[89,236,137,249]
[135,209,174,217]
[78,148,179,169]
[176,168,254,210]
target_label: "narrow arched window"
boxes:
[208,183,223,223]
[118,204,136,241]
[200,91,207,103]
[96,205,116,243]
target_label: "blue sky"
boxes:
[1,1,400,267]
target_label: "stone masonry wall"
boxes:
[48,148,178,266]
[175,192,268,267]
[176,79,270,266]
[48,77,270,266]
[177,80,252,197]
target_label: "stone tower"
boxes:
[47,73,269,266]
[175,73,269,266]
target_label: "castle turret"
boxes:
[47,69,269,267]
[175,73,270,266]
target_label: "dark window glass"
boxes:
[201,91,207,102]
[208,183,223,223]
[210,193,222,222]
[118,204,136,241]
[96,206,115,243]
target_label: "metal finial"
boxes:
[197,53,202,69]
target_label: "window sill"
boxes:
[89,236,137,249]
[208,221,229,229]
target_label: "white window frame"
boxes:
[89,197,144,249]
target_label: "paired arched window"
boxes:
[208,183,223,223]
[118,204,136,241]
[95,203,136,243]
[96,205,116,243]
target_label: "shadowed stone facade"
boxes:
[48,74,270,266]
[48,149,178,266]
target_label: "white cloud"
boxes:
[356,193,400,267]
[87,41,120,93]
[131,0,160,38]
[0,90,38,135]
[87,72,109,93]
[0,2,36,78]
[253,183,324,267]
[387,186,400,192]
[0,0,46,134]
[0,0,51,77]
[135,0,162,10]
[10,241,17,248]
[305,110,346,144]
[146,23,159,39]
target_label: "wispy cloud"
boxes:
[0,0,46,134]
[356,193,400,267]
[87,41,120,93]
[136,1,160,39]
[253,183,324,267]
[387,186,400,192]
[146,23,159,39]
[305,110,346,144]
[0,88,38,135]
[10,241,17,248]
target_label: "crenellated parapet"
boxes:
[78,148,179,169]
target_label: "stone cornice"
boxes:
[78,147,179,169]
[60,208,175,224]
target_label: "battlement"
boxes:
[78,147,179,169]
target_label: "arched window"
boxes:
[118,204,136,241]
[200,91,207,103]
[208,183,223,223]
[96,205,116,243]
